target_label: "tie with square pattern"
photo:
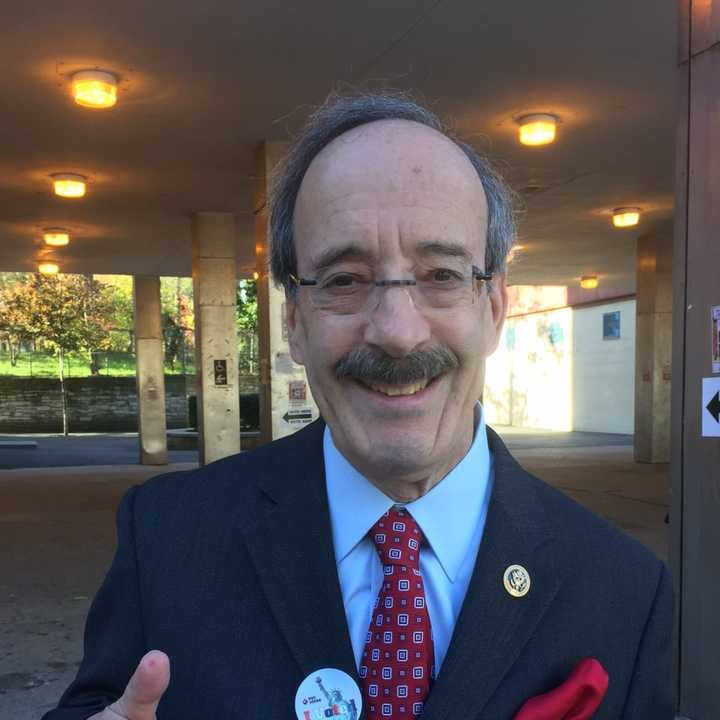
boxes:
[360,507,434,719]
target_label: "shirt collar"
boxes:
[324,404,492,583]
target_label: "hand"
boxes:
[89,650,171,720]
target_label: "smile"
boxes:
[359,378,430,396]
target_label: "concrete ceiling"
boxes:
[0,0,676,292]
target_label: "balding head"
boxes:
[270,92,516,293]
[294,119,489,272]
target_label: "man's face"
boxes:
[287,120,507,491]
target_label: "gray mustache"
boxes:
[335,346,459,385]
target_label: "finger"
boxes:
[110,650,170,720]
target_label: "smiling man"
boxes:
[285,115,504,502]
[44,93,673,720]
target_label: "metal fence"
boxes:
[0,330,258,378]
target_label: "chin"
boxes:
[357,433,436,476]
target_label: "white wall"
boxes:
[484,299,636,434]
[571,299,636,434]
[485,307,573,431]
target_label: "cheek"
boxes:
[303,315,363,371]
[434,311,487,360]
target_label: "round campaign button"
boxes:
[294,667,362,720]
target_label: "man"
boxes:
[44,93,673,720]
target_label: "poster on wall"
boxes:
[712,306,720,374]
[288,380,307,406]
[603,311,621,340]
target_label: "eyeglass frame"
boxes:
[288,265,493,313]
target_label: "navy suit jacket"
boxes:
[43,420,674,719]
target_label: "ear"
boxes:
[285,290,306,366]
[485,273,508,355]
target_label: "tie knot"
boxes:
[369,507,423,570]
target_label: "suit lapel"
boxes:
[241,420,358,682]
[421,428,565,720]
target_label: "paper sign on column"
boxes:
[712,306,720,373]
[702,377,720,437]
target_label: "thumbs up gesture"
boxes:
[89,651,170,720]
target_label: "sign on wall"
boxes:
[603,311,621,340]
[702,377,720,438]
[213,359,228,386]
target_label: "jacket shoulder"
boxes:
[131,419,325,529]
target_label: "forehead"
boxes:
[293,120,488,267]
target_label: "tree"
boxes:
[0,277,33,366]
[236,280,258,375]
[20,274,115,434]
[96,274,135,352]
[236,279,258,333]
[161,277,194,372]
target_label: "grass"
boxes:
[0,351,195,378]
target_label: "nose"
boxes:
[362,285,432,358]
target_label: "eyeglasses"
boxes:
[289,265,492,315]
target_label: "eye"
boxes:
[431,268,462,283]
[319,273,368,293]
[324,274,357,288]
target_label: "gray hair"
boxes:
[269,91,517,291]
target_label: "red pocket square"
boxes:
[513,658,609,720]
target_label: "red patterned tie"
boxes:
[360,507,434,719]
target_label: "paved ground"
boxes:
[0,433,198,469]
[0,428,669,719]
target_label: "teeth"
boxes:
[365,379,429,396]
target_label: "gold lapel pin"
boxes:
[503,564,531,598]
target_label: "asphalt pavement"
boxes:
[0,433,198,469]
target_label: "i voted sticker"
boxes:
[294,668,362,720]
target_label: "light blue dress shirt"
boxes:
[324,406,493,672]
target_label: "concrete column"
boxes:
[634,231,673,463]
[254,142,318,444]
[192,212,241,465]
[133,276,168,465]
[671,1,720,715]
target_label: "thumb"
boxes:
[111,650,170,720]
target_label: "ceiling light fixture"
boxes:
[52,173,87,198]
[518,114,558,146]
[43,228,70,246]
[612,207,641,228]
[38,262,60,275]
[72,70,118,109]
[580,275,599,290]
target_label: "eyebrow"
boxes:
[309,239,474,273]
[415,240,474,262]
[310,243,375,273]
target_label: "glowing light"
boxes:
[52,173,86,198]
[518,114,558,146]
[612,207,641,228]
[72,70,118,109]
[43,228,70,246]
[252,271,260,281]
[38,262,59,275]
[580,275,599,290]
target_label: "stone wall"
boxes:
[0,376,189,433]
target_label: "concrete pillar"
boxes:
[192,212,241,465]
[634,231,673,463]
[133,276,168,465]
[672,0,720,715]
[254,142,318,444]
